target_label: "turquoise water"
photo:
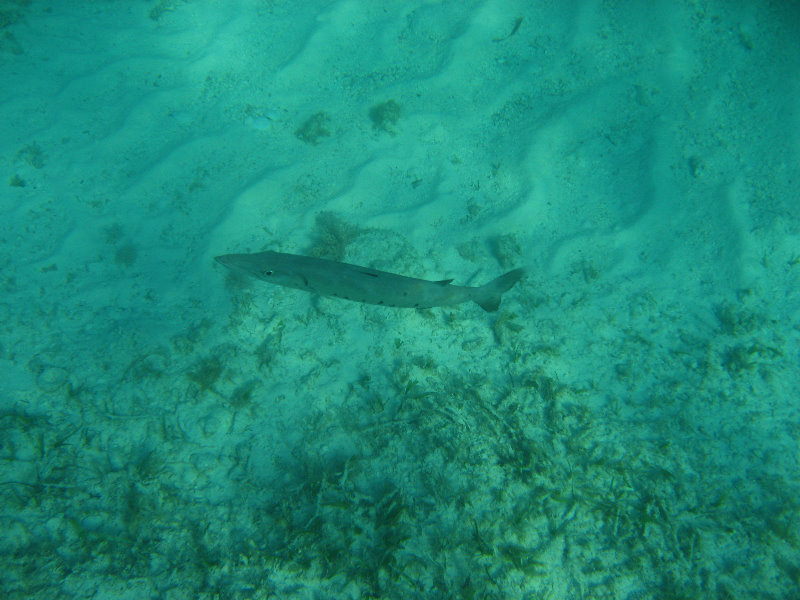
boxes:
[1,1,799,598]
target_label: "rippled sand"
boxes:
[2,2,799,598]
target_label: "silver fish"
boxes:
[215,251,524,312]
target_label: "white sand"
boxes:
[2,1,799,598]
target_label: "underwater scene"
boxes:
[1,1,799,598]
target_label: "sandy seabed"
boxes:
[1,1,799,598]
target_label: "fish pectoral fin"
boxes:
[434,279,454,286]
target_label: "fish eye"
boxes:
[264,270,273,276]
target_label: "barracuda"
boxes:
[215,251,524,312]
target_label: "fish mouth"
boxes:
[215,254,244,273]
[215,253,257,277]
[215,254,245,269]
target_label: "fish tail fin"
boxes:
[474,268,525,312]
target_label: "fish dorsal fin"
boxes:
[435,279,454,286]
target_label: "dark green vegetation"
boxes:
[368,99,401,134]
[2,278,796,598]
[0,0,28,54]
[16,141,45,169]
[295,111,332,145]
